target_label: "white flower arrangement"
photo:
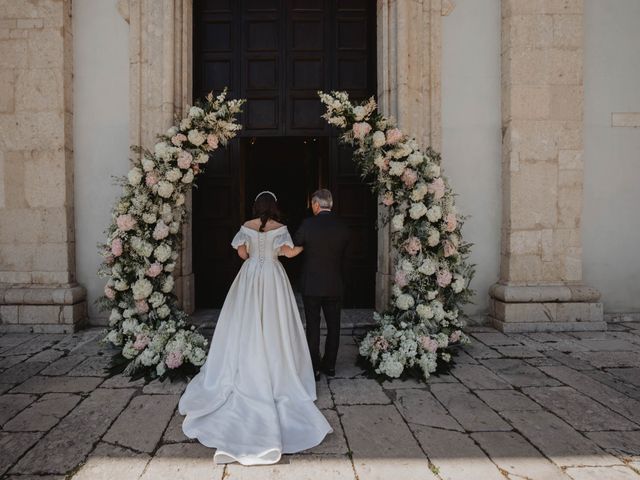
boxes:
[97,88,246,379]
[318,90,475,382]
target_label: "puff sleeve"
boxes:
[273,228,294,254]
[231,228,249,250]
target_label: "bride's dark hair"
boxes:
[253,193,281,232]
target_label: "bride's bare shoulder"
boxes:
[242,218,285,231]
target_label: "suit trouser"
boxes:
[302,295,341,372]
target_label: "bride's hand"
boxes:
[237,244,249,260]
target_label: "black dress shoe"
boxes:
[320,366,335,377]
[314,370,321,381]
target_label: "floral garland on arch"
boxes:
[318,91,476,381]
[96,89,246,380]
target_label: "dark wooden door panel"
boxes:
[193,0,376,308]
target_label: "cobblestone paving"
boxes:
[1,323,640,479]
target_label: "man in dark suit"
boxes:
[288,189,350,381]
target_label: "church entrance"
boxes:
[192,0,377,309]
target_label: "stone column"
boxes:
[119,0,195,313]
[375,0,444,311]
[0,0,87,333]
[490,0,604,332]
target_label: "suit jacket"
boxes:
[293,210,350,297]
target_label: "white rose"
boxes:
[157,180,174,198]
[426,205,442,223]
[411,183,429,202]
[353,105,366,121]
[157,304,171,319]
[429,163,441,177]
[166,126,178,137]
[165,168,182,182]
[395,293,415,311]
[149,292,165,308]
[180,117,191,130]
[127,167,143,186]
[418,257,437,276]
[176,193,185,206]
[162,275,174,293]
[452,274,466,293]
[196,152,209,164]
[181,169,194,183]
[154,244,172,262]
[400,259,414,273]
[392,142,412,159]
[389,161,407,176]
[132,278,153,300]
[372,131,386,148]
[114,280,129,291]
[188,129,206,146]
[391,213,404,232]
[409,202,428,220]
[142,213,157,224]
[432,301,446,322]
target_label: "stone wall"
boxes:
[0,0,86,332]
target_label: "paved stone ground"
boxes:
[1,322,640,479]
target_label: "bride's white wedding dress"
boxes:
[178,224,333,465]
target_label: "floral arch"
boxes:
[97,89,474,382]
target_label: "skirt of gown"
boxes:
[178,253,333,466]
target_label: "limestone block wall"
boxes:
[0,0,87,332]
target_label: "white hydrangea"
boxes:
[426,205,442,222]
[114,280,129,291]
[392,142,412,159]
[409,202,428,220]
[391,213,404,232]
[417,352,437,377]
[372,130,386,148]
[181,169,194,183]
[127,167,143,186]
[407,152,423,167]
[149,291,165,308]
[353,105,366,121]
[452,274,466,293]
[107,329,123,346]
[166,126,178,137]
[164,262,176,272]
[121,318,138,335]
[395,293,415,310]
[122,341,138,359]
[180,117,192,130]
[189,106,205,118]
[400,259,414,273]
[132,278,153,300]
[176,193,186,206]
[427,228,440,247]
[428,163,441,178]
[142,213,157,224]
[416,303,434,320]
[377,352,405,378]
[139,348,160,366]
[431,300,446,322]
[388,160,407,176]
[156,361,167,377]
[196,152,209,163]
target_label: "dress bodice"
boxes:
[231,225,294,264]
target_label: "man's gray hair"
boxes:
[311,189,333,209]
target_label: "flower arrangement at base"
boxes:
[96,89,246,381]
[318,90,476,382]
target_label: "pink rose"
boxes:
[449,330,462,344]
[352,121,372,140]
[436,269,453,287]
[386,128,403,145]
[404,236,422,255]
[145,172,159,187]
[445,212,457,232]
[206,134,219,149]
[394,270,408,287]
[146,262,163,278]
[165,350,184,369]
[133,332,150,350]
[116,214,136,232]
[177,150,193,169]
[420,336,439,353]
[382,191,394,206]
[443,240,457,257]
[111,238,123,257]
[401,168,418,188]
[171,133,187,146]
[104,285,115,300]
[428,177,445,200]
[135,300,149,314]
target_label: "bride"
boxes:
[178,191,333,466]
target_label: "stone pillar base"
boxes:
[488,284,605,333]
[0,284,88,334]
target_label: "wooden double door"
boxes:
[192,0,377,308]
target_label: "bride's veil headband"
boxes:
[255,191,278,202]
